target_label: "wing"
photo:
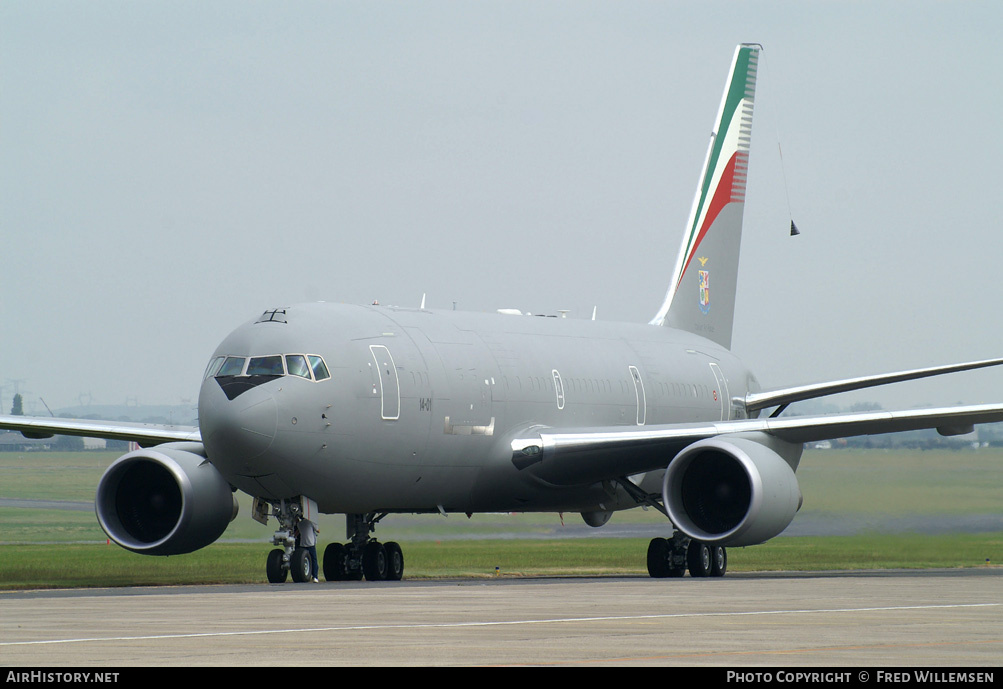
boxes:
[510,403,1003,486]
[0,414,201,446]
[746,357,1003,415]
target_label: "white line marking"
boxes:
[2,603,997,647]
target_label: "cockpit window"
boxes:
[285,354,311,379]
[247,355,284,376]
[217,356,246,377]
[211,353,329,382]
[309,355,331,381]
[204,356,226,380]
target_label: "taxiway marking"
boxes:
[2,602,997,648]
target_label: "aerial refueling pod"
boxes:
[662,435,802,547]
[95,442,237,556]
[581,510,613,527]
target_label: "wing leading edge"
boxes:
[746,357,1003,415]
[510,403,1003,486]
[0,414,201,446]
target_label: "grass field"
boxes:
[2,533,999,590]
[0,448,1000,589]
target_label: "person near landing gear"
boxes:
[297,516,319,582]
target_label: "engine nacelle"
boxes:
[95,442,238,556]
[662,435,802,547]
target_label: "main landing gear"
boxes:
[610,477,727,579]
[647,533,727,578]
[322,513,404,582]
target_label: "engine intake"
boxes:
[95,442,237,555]
[663,435,802,547]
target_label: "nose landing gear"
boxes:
[262,498,318,583]
[258,499,332,585]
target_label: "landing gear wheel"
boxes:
[266,548,287,583]
[647,537,671,578]
[687,540,713,577]
[323,542,347,581]
[384,541,404,581]
[711,545,727,577]
[291,547,312,583]
[362,541,388,581]
[647,537,686,578]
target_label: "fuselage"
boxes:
[197,302,759,515]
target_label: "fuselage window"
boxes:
[308,355,331,381]
[285,354,312,379]
[247,355,284,376]
[218,356,246,377]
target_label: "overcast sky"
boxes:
[2,1,1001,414]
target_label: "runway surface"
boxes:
[1,569,1000,666]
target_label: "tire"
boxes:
[711,545,727,577]
[291,547,312,583]
[361,541,388,581]
[323,542,347,582]
[384,541,404,581]
[687,540,713,577]
[266,549,287,584]
[646,538,670,578]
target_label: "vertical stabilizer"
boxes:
[649,44,759,350]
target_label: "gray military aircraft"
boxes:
[4,44,1003,583]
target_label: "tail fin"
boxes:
[649,44,760,350]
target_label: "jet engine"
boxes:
[95,442,238,556]
[662,435,802,547]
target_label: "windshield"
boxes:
[246,355,284,376]
[209,353,330,382]
[217,356,246,377]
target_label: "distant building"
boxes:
[0,431,51,452]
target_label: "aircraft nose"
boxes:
[199,378,278,471]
